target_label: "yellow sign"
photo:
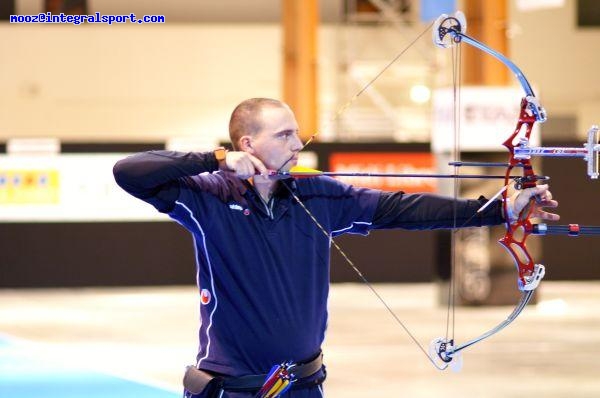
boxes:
[0,170,60,204]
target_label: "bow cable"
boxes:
[274,21,451,370]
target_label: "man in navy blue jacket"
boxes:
[113,98,558,398]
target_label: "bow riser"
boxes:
[500,98,541,289]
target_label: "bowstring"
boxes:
[446,41,462,347]
[276,21,448,368]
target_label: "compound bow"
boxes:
[277,10,600,371]
[427,11,600,370]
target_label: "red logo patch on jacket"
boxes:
[200,288,211,305]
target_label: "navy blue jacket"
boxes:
[113,150,504,377]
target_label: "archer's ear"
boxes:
[238,136,254,153]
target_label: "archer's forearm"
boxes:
[372,191,504,230]
[113,150,217,198]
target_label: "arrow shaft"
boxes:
[276,171,549,180]
[303,172,505,179]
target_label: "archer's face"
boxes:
[247,105,303,171]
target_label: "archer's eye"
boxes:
[277,131,298,140]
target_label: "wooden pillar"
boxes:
[282,0,318,141]
[462,0,508,85]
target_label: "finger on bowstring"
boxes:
[237,161,256,179]
[248,154,268,175]
[245,155,266,177]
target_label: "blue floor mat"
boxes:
[0,336,180,398]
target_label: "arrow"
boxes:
[269,166,550,181]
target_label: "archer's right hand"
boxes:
[221,151,269,179]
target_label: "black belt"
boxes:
[183,352,325,396]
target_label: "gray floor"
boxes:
[1,282,599,397]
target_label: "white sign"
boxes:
[0,154,168,222]
[432,86,542,153]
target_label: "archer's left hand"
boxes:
[510,184,560,222]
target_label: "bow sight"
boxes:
[514,125,600,179]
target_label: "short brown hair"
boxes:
[228,98,286,150]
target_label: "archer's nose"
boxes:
[290,133,303,152]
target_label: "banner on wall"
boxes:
[0,154,167,222]
[328,152,437,193]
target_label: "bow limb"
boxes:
[433,12,546,122]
